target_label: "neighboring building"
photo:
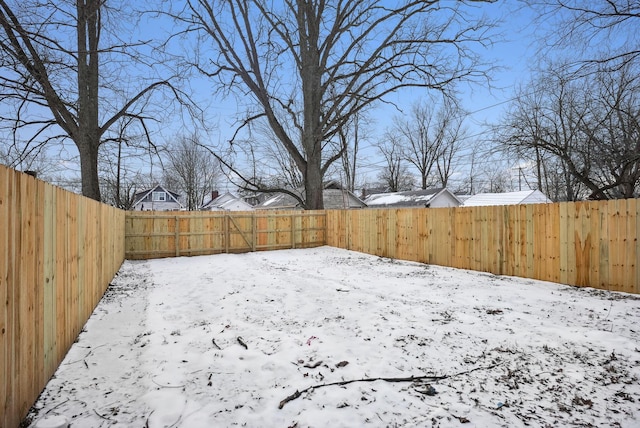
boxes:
[201,191,254,211]
[322,188,368,209]
[255,182,367,210]
[364,188,462,209]
[241,192,271,207]
[132,185,183,211]
[255,192,300,210]
[462,189,551,207]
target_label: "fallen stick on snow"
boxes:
[211,338,221,350]
[145,410,155,428]
[237,336,248,349]
[64,344,107,365]
[151,377,185,389]
[93,409,117,422]
[278,363,502,409]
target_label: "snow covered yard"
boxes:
[26,246,640,427]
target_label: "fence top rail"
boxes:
[126,211,327,220]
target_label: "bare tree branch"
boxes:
[528,0,640,74]
[171,0,497,208]
[0,0,177,201]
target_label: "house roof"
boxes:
[255,186,367,210]
[256,192,300,209]
[462,190,551,207]
[218,199,253,210]
[364,188,460,208]
[202,192,237,208]
[201,192,253,210]
[323,189,367,209]
[132,185,182,208]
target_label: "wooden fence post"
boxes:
[224,215,230,253]
[174,216,180,257]
[252,214,257,252]
[291,213,296,249]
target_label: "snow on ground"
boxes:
[25,246,640,428]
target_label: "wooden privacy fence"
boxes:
[325,200,639,295]
[124,199,638,294]
[125,210,327,259]
[0,165,125,428]
[3,179,636,427]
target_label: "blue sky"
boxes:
[338,2,542,187]
[2,1,551,193]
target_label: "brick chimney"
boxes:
[211,190,219,200]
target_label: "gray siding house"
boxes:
[131,185,183,211]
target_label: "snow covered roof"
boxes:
[364,188,461,208]
[256,193,301,209]
[462,190,551,207]
[201,192,254,211]
[255,188,366,210]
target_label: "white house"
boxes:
[131,185,183,211]
[462,189,551,207]
[201,191,254,211]
[364,188,462,209]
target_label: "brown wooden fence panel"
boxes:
[1,165,125,428]
[125,210,327,259]
[326,200,639,294]
[126,199,638,289]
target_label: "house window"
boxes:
[152,191,166,202]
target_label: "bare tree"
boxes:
[100,149,140,210]
[392,103,441,190]
[0,142,64,181]
[247,122,305,189]
[497,74,594,199]
[377,134,415,192]
[586,65,640,198]
[435,103,467,188]
[480,160,512,193]
[391,98,467,189]
[99,117,162,209]
[163,134,220,211]
[536,155,585,202]
[171,0,496,209]
[527,0,640,72]
[0,0,176,201]
[334,110,371,193]
[497,62,640,200]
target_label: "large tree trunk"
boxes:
[298,3,324,210]
[77,0,101,201]
[78,139,101,200]
[305,153,324,209]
